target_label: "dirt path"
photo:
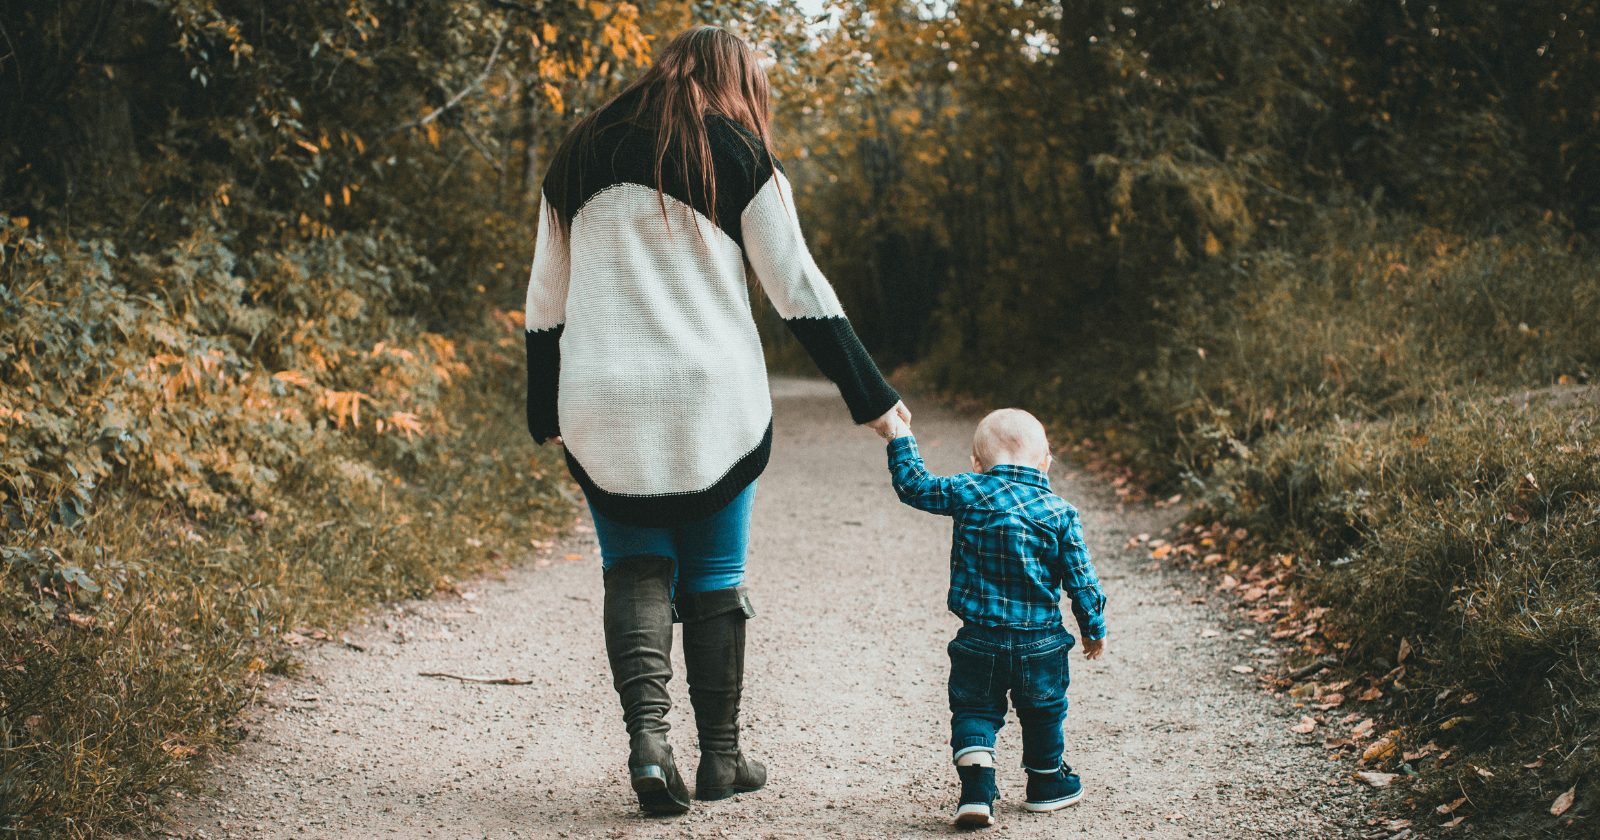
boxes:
[164,379,1367,839]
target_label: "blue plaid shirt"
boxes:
[888,435,1107,638]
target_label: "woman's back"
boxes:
[525,79,898,529]
[549,97,777,519]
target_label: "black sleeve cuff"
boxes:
[783,316,900,423]
[525,327,562,443]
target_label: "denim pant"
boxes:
[948,623,1074,772]
[587,482,757,596]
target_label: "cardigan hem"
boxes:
[565,422,773,527]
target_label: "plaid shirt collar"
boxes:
[985,464,1050,490]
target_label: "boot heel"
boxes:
[631,765,691,815]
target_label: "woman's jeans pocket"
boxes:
[947,639,998,708]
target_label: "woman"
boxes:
[523,26,909,815]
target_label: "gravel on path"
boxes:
[162,378,1368,839]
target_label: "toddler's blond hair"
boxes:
[972,408,1050,470]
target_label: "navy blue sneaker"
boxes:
[1023,765,1083,812]
[954,764,998,828]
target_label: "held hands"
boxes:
[1083,637,1105,660]
[864,401,913,441]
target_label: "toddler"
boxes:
[886,408,1107,828]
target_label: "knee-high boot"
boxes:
[603,555,690,814]
[677,586,767,801]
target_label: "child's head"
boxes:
[971,408,1051,472]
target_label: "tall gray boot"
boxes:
[678,586,767,801]
[603,555,690,815]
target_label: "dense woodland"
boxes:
[2,1,1597,836]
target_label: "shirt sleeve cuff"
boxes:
[887,434,919,462]
[1079,621,1107,642]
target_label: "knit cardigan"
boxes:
[524,103,899,527]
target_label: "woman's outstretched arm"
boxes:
[741,168,902,425]
[524,196,569,444]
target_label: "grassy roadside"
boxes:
[920,211,1599,836]
[0,315,572,837]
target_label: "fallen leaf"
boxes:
[1352,718,1375,739]
[563,553,584,562]
[1317,692,1346,709]
[1291,716,1318,734]
[1440,816,1465,829]
[1550,786,1576,817]
[1473,765,1495,780]
[1397,637,1412,663]
[1436,796,1467,815]
[1523,757,1545,769]
[1358,685,1384,702]
[1231,665,1255,674]
[1363,736,1398,762]
[1354,771,1397,788]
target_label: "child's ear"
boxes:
[971,454,983,472]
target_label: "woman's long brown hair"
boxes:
[542,25,776,234]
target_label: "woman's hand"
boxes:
[545,436,563,447]
[865,401,912,441]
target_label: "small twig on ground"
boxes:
[1287,656,1340,681]
[419,671,532,685]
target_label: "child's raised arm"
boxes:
[887,435,974,516]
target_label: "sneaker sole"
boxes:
[954,803,996,828]
[1022,788,1084,813]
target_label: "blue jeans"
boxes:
[947,623,1074,772]
[588,482,757,596]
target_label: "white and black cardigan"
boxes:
[525,104,899,526]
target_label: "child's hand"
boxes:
[1083,637,1105,660]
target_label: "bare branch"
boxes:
[388,25,509,138]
